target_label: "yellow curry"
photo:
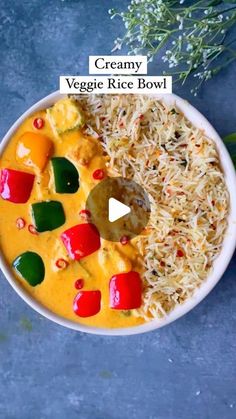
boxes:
[0,98,144,328]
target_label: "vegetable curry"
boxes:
[0,98,144,328]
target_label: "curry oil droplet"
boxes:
[16,218,26,230]
[92,169,105,180]
[33,117,45,130]
[74,279,84,290]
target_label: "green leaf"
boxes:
[222,133,236,167]
[231,154,236,168]
[223,132,236,143]
[209,0,223,6]
[223,0,236,3]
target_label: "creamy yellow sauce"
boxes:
[0,109,144,328]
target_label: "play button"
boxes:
[86,177,151,242]
[108,198,131,222]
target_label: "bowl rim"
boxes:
[0,90,236,336]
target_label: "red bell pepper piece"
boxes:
[109,271,142,310]
[0,168,35,203]
[61,223,101,260]
[73,290,101,317]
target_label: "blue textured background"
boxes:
[0,1,236,418]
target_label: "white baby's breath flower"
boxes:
[186,43,193,52]
[178,17,184,30]
[111,0,236,94]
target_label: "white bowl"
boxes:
[1,91,236,336]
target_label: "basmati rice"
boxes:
[74,94,229,321]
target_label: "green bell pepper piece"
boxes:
[31,200,65,232]
[51,157,79,193]
[12,251,45,286]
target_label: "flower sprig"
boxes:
[109,0,236,94]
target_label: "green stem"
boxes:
[211,54,236,75]
[205,5,236,19]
